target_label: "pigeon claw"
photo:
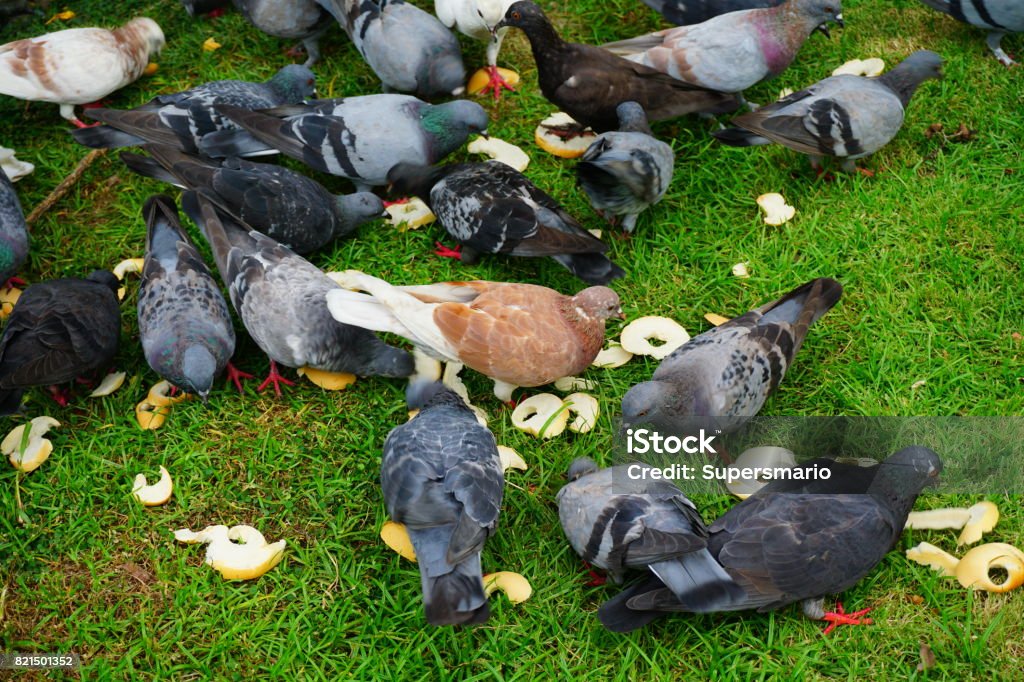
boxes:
[224,361,255,393]
[433,242,463,260]
[3,276,26,290]
[821,602,873,635]
[856,167,876,178]
[284,44,306,59]
[46,385,71,408]
[479,65,516,102]
[582,560,607,587]
[70,117,100,129]
[256,360,295,397]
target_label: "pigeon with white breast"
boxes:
[435,0,518,98]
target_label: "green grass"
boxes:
[1,0,1023,678]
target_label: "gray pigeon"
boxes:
[0,165,29,288]
[603,0,844,108]
[0,271,120,414]
[917,0,1023,66]
[641,0,783,26]
[137,195,236,402]
[121,145,384,254]
[557,457,744,610]
[318,0,466,97]
[576,101,674,234]
[181,191,413,394]
[233,0,333,66]
[205,96,488,190]
[70,65,317,153]
[598,446,942,632]
[381,381,503,626]
[713,51,944,174]
[621,278,842,434]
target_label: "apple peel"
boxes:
[380,520,417,562]
[905,501,999,546]
[3,416,60,473]
[132,465,173,506]
[484,572,532,604]
[175,524,286,580]
[906,541,1024,593]
[468,136,530,172]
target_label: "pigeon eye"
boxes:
[511,11,520,20]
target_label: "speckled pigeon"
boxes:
[603,0,844,107]
[576,102,674,234]
[232,0,333,66]
[557,457,744,609]
[621,278,842,434]
[435,0,518,99]
[387,160,625,284]
[381,381,504,625]
[317,0,466,97]
[713,51,943,173]
[598,446,942,632]
[917,0,1023,66]
[205,96,488,190]
[0,166,29,289]
[137,195,235,402]
[121,145,384,254]
[494,1,739,133]
[180,191,413,395]
[70,65,316,153]
[641,0,783,26]
[326,272,623,401]
[0,270,120,415]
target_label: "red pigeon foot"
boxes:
[856,167,876,178]
[74,376,96,387]
[256,360,295,396]
[479,65,516,101]
[206,7,226,18]
[382,197,409,208]
[822,602,873,635]
[582,561,607,587]
[433,242,462,260]
[3,276,25,290]
[284,44,306,59]
[224,361,255,393]
[70,118,100,129]
[46,385,71,407]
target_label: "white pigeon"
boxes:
[435,0,517,98]
[0,17,165,127]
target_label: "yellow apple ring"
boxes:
[907,542,1024,593]
[511,393,569,439]
[564,392,599,434]
[89,371,127,397]
[620,316,690,360]
[135,401,168,430]
[468,135,530,172]
[113,257,145,301]
[534,112,596,159]
[591,343,633,368]
[175,524,286,580]
[483,572,532,604]
[147,380,190,408]
[132,466,173,506]
[384,197,435,230]
[553,376,597,392]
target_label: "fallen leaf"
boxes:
[203,37,222,52]
[909,594,925,605]
[45,10,75,24]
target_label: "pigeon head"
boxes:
[794,0,843,39]
[406,380,469,411]
[420,101,489,158]
[879,51,944,106]
[87,269,121,295]
[268,64,318,102]
[869,446,943,518]
[566,457,599,481]
[572,286,624,321]
[335,192,386,236]
[180,344,217,402]
[387,162,448,201]
[615,102,653,135]
[621,379,723,434]
[117,17,166,57]
[496,1,551,34]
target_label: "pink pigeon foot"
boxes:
[46,385,71,407]
[434,242,462,260]
[479,65,516,101]
[224,362,255,393]
[822,602,873,635]
[256,360,295,396]
[3,276,25,290]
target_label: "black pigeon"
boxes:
[381,381,504,626]
[0,165,29,288]
[121,145,384,254]
[70,65,317,153]
[0,271,120,415]
[494,1,738,132]
[387,160,625,284]
[137,195,236,401]
[641,0,783,26]
[181,191,413,395]
[598,446,942,632]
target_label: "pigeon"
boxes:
[181,191,413,395]
[318,0,466,98]
[641,0,783,26]
[387,160,625,284]
[557,457,744,612]
[712,51,944,174]
[381,380,504,625]
[916,0,1023,66]
[576,101,674,234]
[70,65,317,153]
[326,272,623,401]
[603,0,844,107]
[0,165,29,289]
[0,270,120,415]
[597,446,942,633]
[0,17,165,127]
[494,1,739,133]
[121,145,384,254]
[137,195,236,402]
[621,278,842,434]
[206,96,488,190]
[435,0,518,98]
[231,0,333,66]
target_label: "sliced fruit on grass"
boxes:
[484,572,532,604]
[89,371,126,397]
[832,58,885,77]
[512,393,570,438]
[468,135,530,171]
[380,520,417,562]
[553,376,596,392]
[591,342,632,368]
[497,445,527,473]
[466,66,520,95]
[297,366,357,391]
[756,193,795,226]
[112,257,144,301]
[132,466,173,506]
[384,197,435,230]
[3,416,60,473]
[906,501,1000,546]
[620,316,690,359]
[175,524,286,580]
[564,392,599,433]
[907,541,1024,593]
[534,112,596,159]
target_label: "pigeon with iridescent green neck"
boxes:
[0,166,28,289]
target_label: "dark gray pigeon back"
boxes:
[0,166,29,286]
[641,0,783,25]
[137,195,236,401]
[381,381,504,626]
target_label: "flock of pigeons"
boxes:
[0,0,1013,629]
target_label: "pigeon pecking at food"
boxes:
[181,191,413,396]
[137,195,237,402]
[435,0,518,99]
[70,65,317,153]
[576,101,674,234]
[621,278,843,434]
[713,51,944,175]
[0,165,29,290]
[387,159,625,284]
[0,271,121,414]
[494,1,739,132]
[0,17,165,127]
[597,446,942,633]
[326,272,623,401]
[380,381,504,626]
[121,145,384,255]
[916,0,1023,66]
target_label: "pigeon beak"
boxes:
[816,23,832,39]
[835,13,844,28]
[379,209,390,218]
[617,309,626,320]
[480,129,490,140]
[494,19,507,32]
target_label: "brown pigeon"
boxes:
[325,271,623,400]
